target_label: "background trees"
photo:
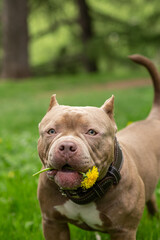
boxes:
[1,0,30,78]
[0,0,160,79]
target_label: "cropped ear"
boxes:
[101,95,114,118]
[101,95,117,132]
[48,94,59,112]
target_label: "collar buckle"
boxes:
[108,165,121,184]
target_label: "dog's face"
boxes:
[38,95,117,190]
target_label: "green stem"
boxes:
[32,168,53,177]
[79,171,87,178]
[33,168,87,178]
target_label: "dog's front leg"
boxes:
[42,217,70,240]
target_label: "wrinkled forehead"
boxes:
[39,105,110,131]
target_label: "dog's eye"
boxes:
[47,128,56,135]
[86,129,97,136]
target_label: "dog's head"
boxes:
[38,95,117,190]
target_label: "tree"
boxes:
[76,0,98,72]
[1,0,30,79]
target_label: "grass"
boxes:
[0,72,160,240]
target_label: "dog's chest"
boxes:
[54,200,103,230]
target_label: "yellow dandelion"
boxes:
[81,166,99,189]
[127,121,133,126]
[8,171,15,178]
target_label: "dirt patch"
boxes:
[104,78,151,90]
[90,78,151,91]
[37,78,152,100]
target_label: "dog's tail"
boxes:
[129,54,160,120]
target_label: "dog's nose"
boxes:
[58,141,77,156]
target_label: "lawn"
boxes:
[0,73,160,240]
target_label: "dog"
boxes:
[37,55,160,240]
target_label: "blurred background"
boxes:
[0,0,160,240]
[0,0,160,78]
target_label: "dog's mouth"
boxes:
[47,164,83,190]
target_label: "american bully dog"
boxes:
[37,55,160,240]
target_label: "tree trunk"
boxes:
[76,0,98,72]
[1,0,30,79]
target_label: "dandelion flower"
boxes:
[81,166,99,189]
[8,171,15,178]
[127,121,133,126]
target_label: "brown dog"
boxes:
[37,55,160,240]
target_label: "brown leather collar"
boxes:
[60,137,123,205]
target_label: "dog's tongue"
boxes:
[54,170,82,189]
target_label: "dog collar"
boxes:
[60,137,123,205]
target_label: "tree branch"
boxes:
[30,18,77,40]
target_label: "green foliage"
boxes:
[1,0,160,74]
[0,73,160,239]
[28,0,160,74]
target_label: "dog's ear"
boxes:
[101,95,114,117]
[48,94,59,111]
[101,95,117,131]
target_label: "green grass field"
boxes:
[0,73,160,240]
